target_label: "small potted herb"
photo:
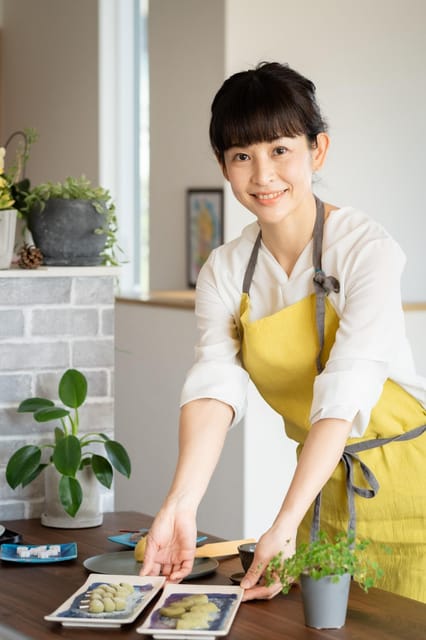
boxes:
[6,369,131,527]
[265,530,385,629]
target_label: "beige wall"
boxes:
[1,0,99,185]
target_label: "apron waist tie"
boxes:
[310,423,426,542]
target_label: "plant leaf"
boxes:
[17,397,54,413]
[59,475,82,517]
[91,454,113,488]
[58,369,87,408]
[104,440,131,478]
[52,435,81,476]
[54,426,65,443]
[21,463,48,487]
[33,406,70,422]
[6,445,41,488]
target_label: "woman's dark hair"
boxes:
[209,62,328,164]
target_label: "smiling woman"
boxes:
[140,61,426,605]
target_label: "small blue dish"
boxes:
[0,542,77,563]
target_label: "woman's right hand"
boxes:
[139,505,197,582]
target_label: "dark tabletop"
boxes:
[0,511,425,639]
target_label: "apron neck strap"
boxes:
[312,195,325,272]
[242,195,327,295]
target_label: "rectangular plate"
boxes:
[136,584,243,637]
[0,542,77,563]
[44,574,166,628]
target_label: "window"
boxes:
[99,0,149,295]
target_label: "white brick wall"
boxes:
[0,267,119,521]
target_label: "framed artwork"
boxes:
[186,188,224,287]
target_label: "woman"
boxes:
[141,62,426,602]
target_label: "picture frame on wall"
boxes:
[186,188,224,287]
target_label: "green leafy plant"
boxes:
[22,175,120,265]
[265,530,385,594]
[6,369,131,517]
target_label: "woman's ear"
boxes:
[311,133,330,171]
[217,156,229,181]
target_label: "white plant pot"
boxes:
[41,465,103,529]
[0,208,17,269]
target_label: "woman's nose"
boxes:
[252,157,275,185]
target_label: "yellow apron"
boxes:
[239,198,426,602]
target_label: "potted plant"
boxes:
[265,530,385,629]
[0,146,17,269]
[5,368,131,528]
[0,129,37,269]
[21,175,120,266]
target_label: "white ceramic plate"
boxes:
[0,542,77,563]
[136,584,243,638]
[44,574,166,628]
[83,550,219,580]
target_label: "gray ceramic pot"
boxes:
[300,573,351,629]
[28,198,108,266]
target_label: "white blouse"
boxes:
[180,206,426,437]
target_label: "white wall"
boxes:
[224,0,426,303]
[114,301,245,538]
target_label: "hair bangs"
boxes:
[210,62,327,162]
[213,79,309,157]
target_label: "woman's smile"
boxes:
[253,189,288,203]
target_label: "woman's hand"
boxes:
[240,525,296,601]
[139,506,197,582]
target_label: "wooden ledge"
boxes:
[116,289,195,310]
[116,290,426,313]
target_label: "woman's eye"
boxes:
[235,152,249,161]
[274,146,287,155]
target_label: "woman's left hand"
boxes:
[240,526,296,601]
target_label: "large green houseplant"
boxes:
[6,369,131,520]
[266,530,385,629]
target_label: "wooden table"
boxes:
[0,511,424,639]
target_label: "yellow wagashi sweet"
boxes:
[134,535,148,561]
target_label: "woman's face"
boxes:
[222,134,328,226]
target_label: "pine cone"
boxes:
[18,244,44,269]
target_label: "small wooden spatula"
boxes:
[194,538,256,558]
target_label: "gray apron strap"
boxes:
[242,231,262,294]
[312,196,340,373]
[310,423,426,541]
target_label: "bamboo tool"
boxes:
[194,538,256,558]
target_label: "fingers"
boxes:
[169,558,194,582]
[242,582,282,601]
[240,554,283,601]
[240,559,265,589]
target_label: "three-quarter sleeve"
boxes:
[310,232,408,437]
[180,245,250,426]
